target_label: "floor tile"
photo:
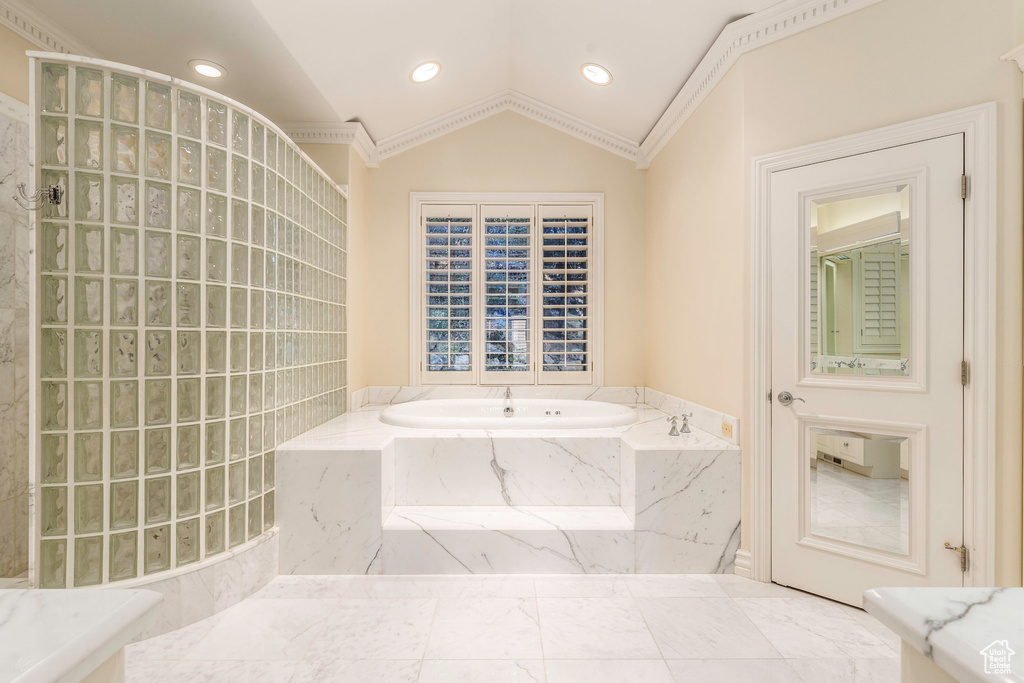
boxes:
[303,598,436,660]
[161,661,298,683]
[835,603,901,654]
[252,575,373,599]
[666,659,803,682]
[125,659,174,683]
[126,614,222,661]
[786,657,899,682]
[418,660,545,682]
[534,576,631,598]
[369,575,536,598]
[538,597,662,659]
[625,574,728,598]
[425,597,543,659]
[184,598,334,661]
[636,597,781,659]
[545,659,673,682]
[289,659,421,683]
[714,575,815,599]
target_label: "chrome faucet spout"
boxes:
[503,387,514,417]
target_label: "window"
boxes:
[413,194,602,386]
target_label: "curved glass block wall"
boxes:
[31,55,347,587]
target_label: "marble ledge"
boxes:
[864,587,1024,683]
[0,588,161,683]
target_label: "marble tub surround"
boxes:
[277,403,740,575]
[0,588,161,683]
[864,587,1024,682]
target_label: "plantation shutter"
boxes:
[422,205,476,384]
[480,205,535,384]
[538,205,593,384]
[855,243,901,353]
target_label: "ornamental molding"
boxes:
[0,0,100,57]
[282,121,379,168]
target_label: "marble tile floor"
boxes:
[125,573,900,682]
[811,462,909,555]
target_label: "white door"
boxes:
[770,134,965,606]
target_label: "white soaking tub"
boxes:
[379,398,636,430]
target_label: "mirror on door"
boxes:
[809,186,910,376]
[809,426,909,555]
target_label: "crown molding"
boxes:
[0,0,100,57]
[1000,43,1024,90]
[282,121,379,167]
[640,0,883,163]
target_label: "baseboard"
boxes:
[733,549,752,578]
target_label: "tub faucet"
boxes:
[503,387,514,417]
[680,412,692,433]
[668,413,693,436]
[667,416,680,436]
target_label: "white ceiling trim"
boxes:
[639,0,883,162]
[0,0,99,57]
[282,121,379,167]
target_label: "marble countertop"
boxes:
[864,587,1024,683]
[278,404,738,454]
[0,589,162,683]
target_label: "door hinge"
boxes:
[944,542,969,572]
[961,174,969,200]
[961,360,970,386]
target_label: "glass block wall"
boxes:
[32,56,347,587]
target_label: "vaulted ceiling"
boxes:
[23,0,779,145]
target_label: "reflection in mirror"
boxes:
[809,427,909,555]
[809,185,910,376]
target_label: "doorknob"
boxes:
[777,391,806,406]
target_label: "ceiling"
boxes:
[28,0,781,144]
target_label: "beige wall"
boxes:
[645,0,1023,585]
[0,24,33,104]
[362,111,648,389]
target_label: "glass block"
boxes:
[252,165,264,205]
[146,280,171,326]
[145,132,171,179]
[41,223,68,272]
[247,497,262,540]
[74,277,103,326]
[40,486,68,536]
[41,381,68,430]
[178,377,200,422]
[206,377,226,419]
[145,476,171,524]
[248,375,263,412]
[207,147,227,192]
[231,199,248,241]
[176,283,200,327]
[228,503,245,548]
[177,90,201,138]
[177,331,200,375]
[206,510,226,556]
[146,182,171,228]
[177,187,201,233]
[41,434,68,484]
[249,248,265,289]
[74,119,102,170]
[178,424,200,470]
[75,483,103,534]
[109,531,137,581]
[76,68,104,117]
[249,333,263,372]
[41,329,68,378]
[207,239,227,281]
[206,331,227,372]
[177,472,200,519]
[144,524,171,574]
[110,228,139,275]
[264,451,276,489]
[110,331,137,377]
[264,490,275,530]
[232,156,248,197]
[177,517,199,566]
[263,413,275,448]
[231,244,248,285]
[207,100,227,146]
[41,276,68,324]
[251,206,264,246]
[41,63,68,113]
[230,331,247,373]
[230,375,246,417]
[231,110,249,153]
[75,173,103,222]
[41,116,67,166]
[42,170,68,219]
[228,460,246,504]
[144,231,171,277]
[251,121,265,160]
[111,431,139,478]
[248,454,262,496]
[207,285,227,328]
[266,131,277,169]
[74,224,103,273]
[206,421,226,465]
[110,73,139,123]
[74,433,102,481]
[111,125,138,173]
[230,288,247,328]
[178,138,201,186]
[110,380,138,428]
[145,81,171,130]
[145,379,170,425]
[74,381,102,430]
[110,480,138,530]
[39,539,67,588]
[112,176,139,225]
[175,235,200,280]
[250,292,264,330]
[207,194,227,237]
[72,330,101,378]
[111,279,138,326]
[74,536,103,586]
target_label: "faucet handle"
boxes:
[680,412,692,433]
[667,415,680,437]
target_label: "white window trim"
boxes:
[409,192,605,387]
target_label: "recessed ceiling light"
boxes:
[580,63,612,86]
[410,61,441,84]
[189,59,226,78]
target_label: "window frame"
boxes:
[410,192,604,387]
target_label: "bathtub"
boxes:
[379,398,636,430]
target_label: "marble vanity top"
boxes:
[0,589,161,683]
[864,587,1024,682]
